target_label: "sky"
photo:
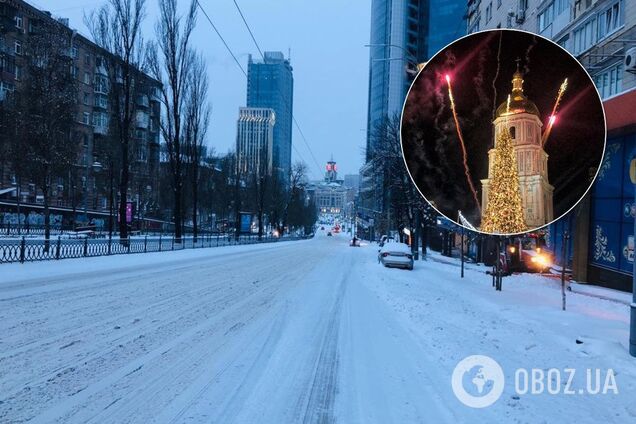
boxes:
[30,0,371,180]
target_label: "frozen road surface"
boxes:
[1,232,634,423]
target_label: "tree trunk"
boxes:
[43,187,50,253]
[192,177,198,243]
[174,171,182,243]
[108,165,114,237]
[119,152,129,240]
[16,175,21,235]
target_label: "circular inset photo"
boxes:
[401,29,606,235]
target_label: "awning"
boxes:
[0,187,16,195]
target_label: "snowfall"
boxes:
[0,230,634,423]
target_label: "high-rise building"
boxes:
[246,52,293,183]
[365,0,465,160]
[235,107,276,178]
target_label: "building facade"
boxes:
[307,159,351,220]
[481,69,554,228]
[246,52,293,184]
[235,107,276,178]
[0,0,161,225]
[470,0,636,290]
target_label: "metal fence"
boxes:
[0,234,309,264]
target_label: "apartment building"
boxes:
[0,0,161,224]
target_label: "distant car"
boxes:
[320,226,325,230]
[327,231,332,236]
[349,238,360,247]
[379,242,413,270]
[379,235,396,247]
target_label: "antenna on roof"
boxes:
[288,47,291,61]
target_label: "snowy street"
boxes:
[1,232,635,423]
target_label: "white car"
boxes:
[378,242,414,270]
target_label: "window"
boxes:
[82,133,89,147]
[556,0,570,14]
[82,112,91,125]
[70,65,79,78]
[573,17,597,54]
[14,15,23,29]
[71,45,78,59]
[14,41,21,55]
[538,2,555,32]
[84,53,91,65]
[485,3,492,23]
[83,92,90,105]
[497,0,502,8]
[94,75,108,94]
[83,72,91,85]
[94,94,108,108]
[598,1,622,39]
[14,65,21,81]
[510,127,516,139]
[594,63,623,99]
[92,112,109,129]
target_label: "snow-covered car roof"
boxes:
[380,242,411,254]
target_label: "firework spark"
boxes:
[542,78,568,146]
[445,74,481,212]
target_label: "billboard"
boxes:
[239,212,252,234]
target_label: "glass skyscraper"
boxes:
[247,52,294,183]
[365,0,465,160]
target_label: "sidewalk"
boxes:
[422,249,632,306]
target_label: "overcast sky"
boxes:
[31,0,371,179]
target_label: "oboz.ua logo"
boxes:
[451,355,505,408]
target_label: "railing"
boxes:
[0,234,309,264]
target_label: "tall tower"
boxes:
[236,107,276,178]
[325,157,338,182]
[247,52,293,184]
[481,69,554,229]
[365,0,465,161]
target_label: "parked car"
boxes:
[327,231,332,236]
[349,237,360,247]
[378,242,413,270]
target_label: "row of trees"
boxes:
[367,113,437,249]
[0,0,316,242]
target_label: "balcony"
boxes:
[135,110,149,129]
[93,124,108,135]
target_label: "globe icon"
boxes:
[462,365,495,397]
[452,355,505,408]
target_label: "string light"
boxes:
[481,128,527,234]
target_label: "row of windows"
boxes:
[594,64,623,99]
[571,0,622,54]
[538,0,570,32]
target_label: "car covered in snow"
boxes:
[378,241,413,270]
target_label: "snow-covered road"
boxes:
[1,233,634,423]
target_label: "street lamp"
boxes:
[365,43,423,75]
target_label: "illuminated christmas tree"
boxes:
[481,128,527,234]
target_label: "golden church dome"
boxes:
[495,69,540,118]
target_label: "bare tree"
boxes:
[85,0,147,240]
[12,19,79,245]
[183,53,211,242]
[147,0,197,242]
[281,162,308,234]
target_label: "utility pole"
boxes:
[461,224,465,278]
[629,158,636,356]
[561,230,569,311]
